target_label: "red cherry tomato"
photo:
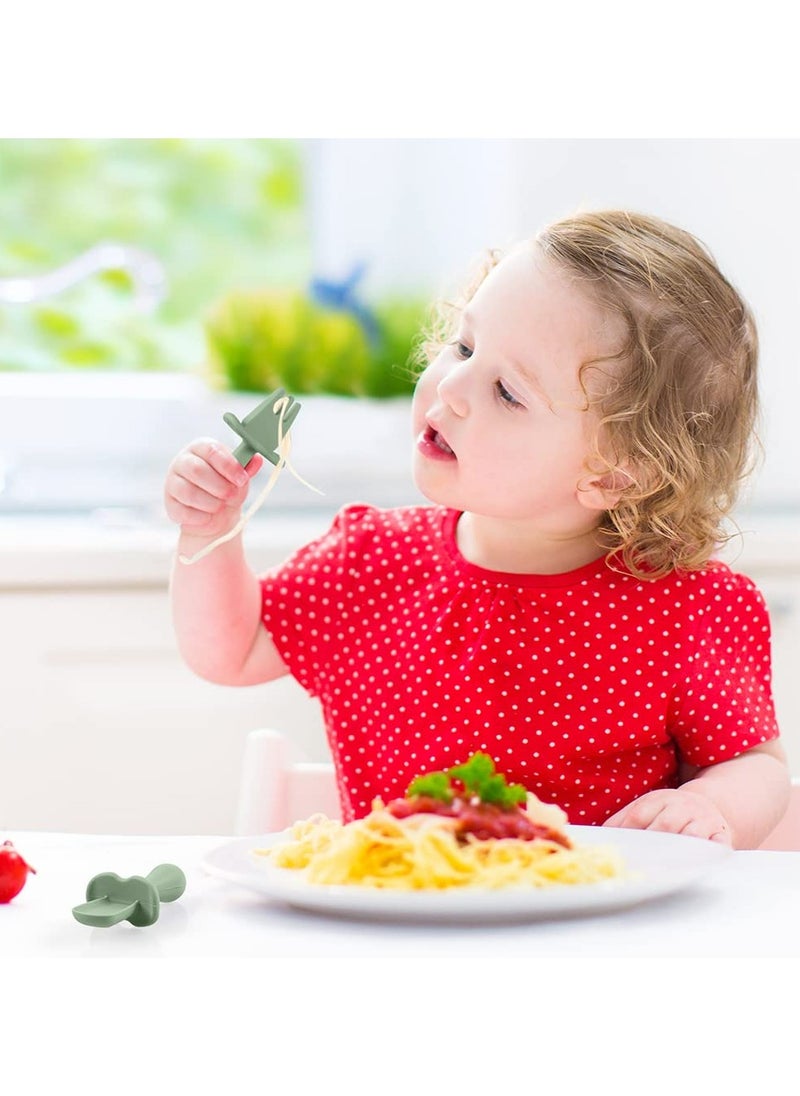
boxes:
[0,840,36,903]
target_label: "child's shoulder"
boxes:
[649,558,769,615]
[672,558,763,595]
[608,557,766,610]
[333,502,450,540]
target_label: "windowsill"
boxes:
[1,505,798,589]
[1,372,798,587]
[0,370,415,516]
[0,511,338,588]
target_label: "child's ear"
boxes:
[577,464,635,512]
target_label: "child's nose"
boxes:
[436,363,470,418]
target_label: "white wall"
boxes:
[306,138,800,511]
[306,138,519,297]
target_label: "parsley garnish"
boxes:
[406,752,527,810]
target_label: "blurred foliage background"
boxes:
[204,288,423,397]
[0,139,307,376]
[0,139,423,396]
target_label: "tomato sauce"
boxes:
[386,796,572,849]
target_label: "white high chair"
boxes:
[234,730,800,849]
[234,729,340,835]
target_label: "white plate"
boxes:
[201,825,732,923]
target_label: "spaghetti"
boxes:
[256,795,625,892]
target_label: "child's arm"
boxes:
[603,739,790,849]
[165,439,290,686]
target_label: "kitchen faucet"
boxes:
[0,242,167,313]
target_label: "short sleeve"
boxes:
[668,569,781,767]
[257,503,375,697]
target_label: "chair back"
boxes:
[235,728,339,835]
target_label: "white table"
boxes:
[3,831,800,958]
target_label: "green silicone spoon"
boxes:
[222,387,302,467]
[71,864,187,928]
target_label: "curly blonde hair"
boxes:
[412,210,761,579]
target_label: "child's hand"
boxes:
[164,439,264,539]
[602,787,732,845]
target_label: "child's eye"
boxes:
[450,341,523,409]
[495,380,524,409]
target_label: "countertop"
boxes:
[2,506,799,589]
[3,830,800,958]
[0,510,335,588]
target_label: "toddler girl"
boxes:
[165,209,789,848]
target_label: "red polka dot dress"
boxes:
[259,504,780,824]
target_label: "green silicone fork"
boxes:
[223,387,301,467]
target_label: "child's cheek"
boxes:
[412,360,442,421]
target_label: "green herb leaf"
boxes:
[405,752,528,810]
[407,772,453,803]
[448,753,497,794]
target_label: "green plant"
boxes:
[203,288,427,398]
[0,139,307,373]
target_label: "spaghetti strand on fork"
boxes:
[179,395,322,565]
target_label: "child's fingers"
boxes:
[169,472,230,514]
[187,447,263,499]
[166,499,213,528]
[604,788,729,842]
[603,795,665,830]
[164,439,264,530]
[242,452,265,477]
[186,439,250,495]
[163,471,218,525]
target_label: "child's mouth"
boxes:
[418,425,457,461]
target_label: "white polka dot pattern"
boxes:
[259,504,780,825]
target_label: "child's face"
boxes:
[412,245,621,527]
